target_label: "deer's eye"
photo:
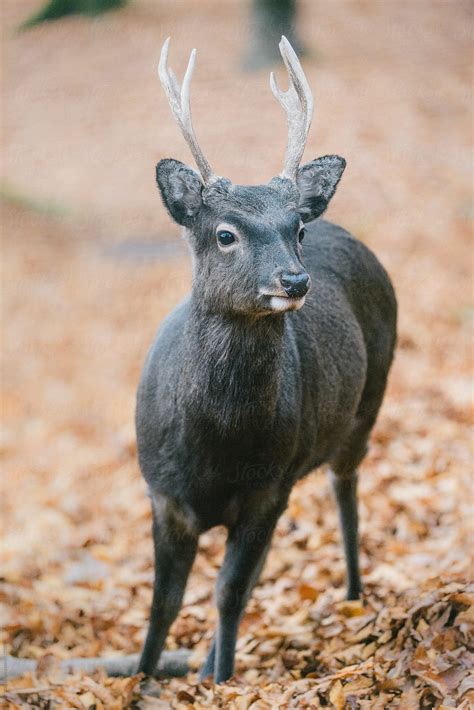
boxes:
[298,227,306,243]
[217,230,236,246]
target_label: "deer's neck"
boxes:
[183,301,287,429]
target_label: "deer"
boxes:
[136,36,397,684]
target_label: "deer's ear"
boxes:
[296,155,346,223]
[156,159,203,227]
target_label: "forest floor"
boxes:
[1,0,473,707]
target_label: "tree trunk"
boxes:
[244,0,304,71]
[0,650,190,682]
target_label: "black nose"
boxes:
[280,272,311,298]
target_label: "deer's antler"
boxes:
[159,37,216,185]
[270,36,314,182]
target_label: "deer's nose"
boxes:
[280,272,311,298]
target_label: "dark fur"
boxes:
[136,157,397,682]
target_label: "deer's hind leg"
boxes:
[329,411,379,601]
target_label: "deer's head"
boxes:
[156,37,345,316]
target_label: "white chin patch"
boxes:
[269,296,305,312]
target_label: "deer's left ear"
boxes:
[296,155,346,223]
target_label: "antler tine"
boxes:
[159,37,216,185]
[270,36,314,182]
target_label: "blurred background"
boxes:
[1,0,472,703]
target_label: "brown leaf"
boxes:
[298,584,319,602]
[176,688,196,703]
[329,680,345,709]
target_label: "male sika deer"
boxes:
[137,36,397,683]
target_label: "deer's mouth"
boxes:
[270,295,306,312]
[258,292,306,313]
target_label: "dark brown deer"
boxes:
[136,36,397,683]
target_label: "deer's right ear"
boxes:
[156,159,203,227]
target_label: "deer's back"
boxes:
[294,220,396,398]
[288,220,396,472]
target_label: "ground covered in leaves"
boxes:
[1,0,473,707]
